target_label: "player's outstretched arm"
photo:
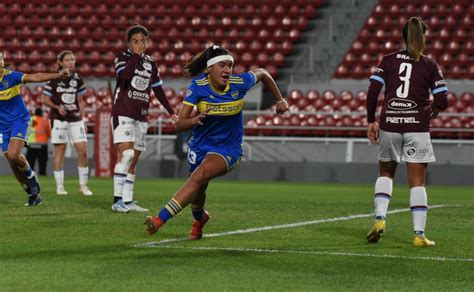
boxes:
[251,68,288,114]
[24,69,69,83]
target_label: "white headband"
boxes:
[206,55,234,67]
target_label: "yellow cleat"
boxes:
[367,219,385,243]
[413,236,436,247]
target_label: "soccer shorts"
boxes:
[378,130,435,163]
[0,118,31,152]
[51,120,87,144]
[187,144,243,173]
[111,115,148,152]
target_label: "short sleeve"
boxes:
[10,71,25,85]
[43,81,54,97]
[183,83,199,107]
[430,61,448,95]
[77,77,86,96]
[369,57,387,86]
[234,72,257,92]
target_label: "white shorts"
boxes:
[51,120,87,144]
[111,116,148,152]
[378,130,435,163]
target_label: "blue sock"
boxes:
[192,208,204,221]
[157,199,182,223]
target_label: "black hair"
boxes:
[402,17,427,61]
[57,50,74,71]
[35,107,43,116]
[184,45,232,77]
[126,24,150,42]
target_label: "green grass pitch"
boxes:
[0,175,472,291]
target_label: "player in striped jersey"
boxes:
[0,52,69,206]
[145,45,289,239]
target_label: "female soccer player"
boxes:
[145,45,289,239]
[0,52,69,205]
[43,50,92,196]
[111,24,177,213]
[365,17,448,247]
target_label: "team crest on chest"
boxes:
[69,79,77,87]
[231,91,239,99]
[143,62,152,71]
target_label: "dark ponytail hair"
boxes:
[402,17,427,61]
[57,50,74,71]
[125,24,149,42]
[185,45,232,77]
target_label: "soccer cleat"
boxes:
[367,219,385,243]
[79,185,93,196]
[57,185,68,195]
[111,200,130,213]
[189,211,210,240]
[25,195,42,206]
[125,201,149,212]
[144,216,162,236]
[413,236,436,247]
[26,171,41,196]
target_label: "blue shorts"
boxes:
[0,118,31,152]
[187,144,243,173]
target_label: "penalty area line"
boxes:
[134,204,456,248]
[156,245,474,263]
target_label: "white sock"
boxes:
[374,176,393,219]
[78,166,89,186]
[113,163,127,198]
[54,170,64,188]
[410,186,428,236]
[122,173,136,203]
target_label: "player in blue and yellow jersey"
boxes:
[145,45,289,238]
[0,53,69,206]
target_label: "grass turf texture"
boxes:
[0,175,472,291]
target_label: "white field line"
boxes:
[156,245,474,263]
[134,204,454,248]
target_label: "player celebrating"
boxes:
[43,50,93,196]
[366,17,448,247]
[111,24,177,213]
[144,45,289,239]
[0,52,69,205]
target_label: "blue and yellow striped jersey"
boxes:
[184,72,256,147]
[0,69,29,126]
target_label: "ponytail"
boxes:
[402,17,427,61]
[185,45,232,77]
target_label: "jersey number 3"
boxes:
[396,62,412,98]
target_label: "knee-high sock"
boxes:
[191,203,205,221]
[410,186,428,236]
[54,170,64,187]
[122,173,136,203]
[78,166,89,186]
[18,161,33,178]
[113,163,127,199]
[157,198,183,224]
[374,176,393,220]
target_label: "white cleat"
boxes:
[126,201,149,212]
[79,185,93,196]
[111,200,130,213]
[57,186,68,195]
